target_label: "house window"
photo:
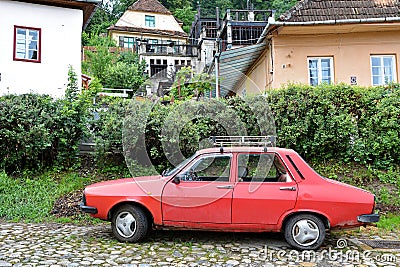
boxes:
[14,26,41,63]
[370,55,397,86]
[308,57,333,86]
[145,15,155,27]
[150,58,167,77]
[124,37,135,48]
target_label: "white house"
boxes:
[0,0,99,97]
[108,0,197,96]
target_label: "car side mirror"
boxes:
[172,176,181,185]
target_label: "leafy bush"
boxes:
[99,96,274,174]
[0,67,96,174]
[170,67,215,100]
[94,84,399,174]
[0,94,57,173]
[82,39,147,92]
[356,84,400,168]
[268,83,400,167]
[90,96,129,167]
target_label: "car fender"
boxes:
[277,208,332,230]
[107,195,163,225]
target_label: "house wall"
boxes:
[237,28,400,93]
[235,50,269,96]
[271,30,400,89]
[0,1,83,97]
[116,10,186,34]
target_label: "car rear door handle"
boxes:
[216,185,234,189]
[280,186,296,191]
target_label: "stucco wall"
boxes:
[237,27,400,93]
[271,30,400,88]
[0,1,83,97]
[116,10,185,34]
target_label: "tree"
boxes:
[161,0,192,11]
[84,2,117,44]
[170,67,214,100]
[102,52,147,89]
[82,37,147,91]
[173,6,197,33]
[270,0,298,16]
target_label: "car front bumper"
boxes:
[80,193,98,214]
[79,202,98,214]
[357,213,380,223]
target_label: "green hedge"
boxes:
[1,83,398,174]
[0,70,96,174]
[96,84,399,172]
[268,83,400,167]
[94,97,266,172]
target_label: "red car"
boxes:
[80,137,379,250]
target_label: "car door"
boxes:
[162,153,234,224]
[232,153,298,225]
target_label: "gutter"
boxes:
[257,16,400,44]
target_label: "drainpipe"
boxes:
[215,38,221,98]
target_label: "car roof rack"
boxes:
[210,136,277,151]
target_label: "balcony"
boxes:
[224,9,274,22]
[138,43,198,57]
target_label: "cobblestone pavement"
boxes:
[0,222,399,267]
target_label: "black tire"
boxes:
[111,204,149,242]
[284,214,325,250]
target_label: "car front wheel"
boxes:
[284,214,325,250]
[111,205,148,242]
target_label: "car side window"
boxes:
[179,154,231,182]
[238,153,289,182]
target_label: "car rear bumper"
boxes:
[79,203,98,214]
[357,213,380,223]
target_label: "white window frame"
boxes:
[123,37,135,48]
[14,25,41,63]
[370,55,397,86]
[307,57,334,86]
[145,15,155,27]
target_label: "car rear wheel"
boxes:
[111,205,148,242]
[284,214,325,250]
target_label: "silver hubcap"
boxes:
[292,219,320,247]
[116,212,137,238]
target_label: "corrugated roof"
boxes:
[108,25,188,38]
[217,43,267,94]
[129,0,171,15]
[280,0,400,22]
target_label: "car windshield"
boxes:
[163,154,196,176]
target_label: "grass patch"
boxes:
[377,214,400,231]
[0,170,92,222]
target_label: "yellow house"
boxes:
[229,0,400,95]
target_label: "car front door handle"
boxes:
[216,185,234,189]
[280,186,296,191]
